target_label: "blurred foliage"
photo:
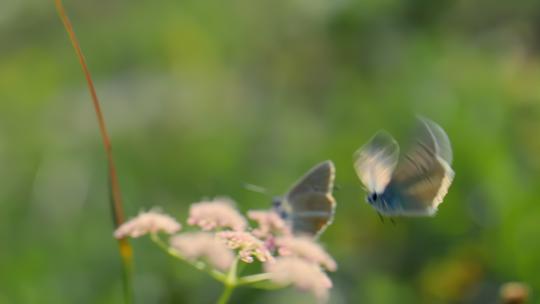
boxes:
[1,0,539,303]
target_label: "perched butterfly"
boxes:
[273,160,336,237]
[354,117,455,216]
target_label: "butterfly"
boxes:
[273,160,336,237]
[353,117,455,216]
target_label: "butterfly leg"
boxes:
[377,212,385,224]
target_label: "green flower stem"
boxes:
[150,233,226,282]
[225,257,239,284]
[217,284,235,304]
[237,273,273,286]
[217,257,239,304]
[151,234,277,303]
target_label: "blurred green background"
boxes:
[1,0,539,303]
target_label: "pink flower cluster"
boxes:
[245,211,336,301]
[247,210,292,239]
[276,236,337,271]
[265,257,333,303]
[170,232,234,271]
[217,231,274,263]
[114,209,181,239]
[187,198,247,231]
[113,198,337,303]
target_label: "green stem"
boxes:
[225,258,239,284]
[217,284,235,304]
[120,250,134,304]
[150,233,226,282]
[237,273,273,286]
[54,1,133,303]
[217,258,239,304]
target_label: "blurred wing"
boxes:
[388,118,454,215]
[284,161,336,237]
[419,116,453,165]
[353,131,399,194]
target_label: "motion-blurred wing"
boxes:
[353,131,399,194]
[388,118,454,215]
[421,117,453,165]
[283,161,336,237]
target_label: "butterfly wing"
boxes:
[287,192,336,237]
[385,117,454,216]
[353,131,400,194]
[281,160,336,237]
[422,117,453,164]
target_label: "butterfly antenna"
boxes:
[243,183,270,196]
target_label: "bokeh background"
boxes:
[1,0,539,303]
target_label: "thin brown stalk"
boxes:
[54,1,133,302]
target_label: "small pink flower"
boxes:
[217,231,274,263]
[247,210,292,239]
[187,198,247,231]
[276,236,337,271]
[170,232,235,271]
[114,209,181,239]
[265,257,332,303]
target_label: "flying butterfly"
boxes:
[273,160,336,237]
[353,117,455,216]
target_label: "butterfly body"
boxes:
[366,183,437,216]
[365,189,402,216]
[272,196,290,220]
[355,117,455,217]
[273,160,336,237]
